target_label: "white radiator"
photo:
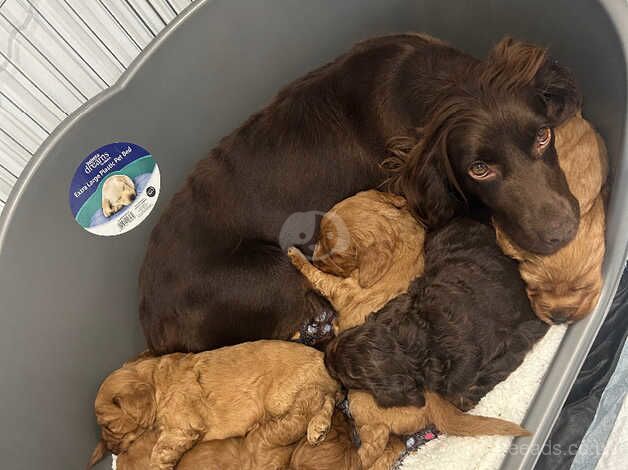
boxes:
[0,0,192,213]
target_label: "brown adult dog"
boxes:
[114,429,295,470]
[87,341,341,470]
[495,113,607,324]
[139,34,580,354]
[289,191,528,468]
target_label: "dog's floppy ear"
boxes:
[487,37,581,126]
[313,211,358,277]
[86,440,107,470]
[534,59,581,126]
[392,129,460,229]
[120,174,136,194]
[95,368,157,439]
[102,198,114,217]
[356,225,396,288]
[112,381,156,429]
[377,192,407,209]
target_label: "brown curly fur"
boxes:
[87,341,341,470]
[494,113,607,324]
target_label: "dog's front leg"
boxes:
[287,247,344,300]
[357,423,391,469]
[306,393,336,445]
[150,427,201,470]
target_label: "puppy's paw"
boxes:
[307,415,331,446]
[287,246,308,269]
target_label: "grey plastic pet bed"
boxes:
[0,1,626,469]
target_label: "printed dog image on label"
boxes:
[68,142,160,236]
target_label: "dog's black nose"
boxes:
[548,310,572,324]
[540,218,578,246]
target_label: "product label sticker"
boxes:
[69,142,160,236]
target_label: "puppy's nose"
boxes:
[130,193,136,201]
[548,308,576,324]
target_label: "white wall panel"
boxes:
[0,0,193,211]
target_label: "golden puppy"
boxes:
[115,428,295,470]
[102,174,136,217]
[299,189,425,333]
[289,190,527,468]
[495,113,607,324]
[88,341,341,470]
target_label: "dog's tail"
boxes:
[424,391,530,437]
[86,439,108,470]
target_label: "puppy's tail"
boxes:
[424,391,530,437]
[86,439,108,470]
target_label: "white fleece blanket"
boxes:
[400,325,567,470]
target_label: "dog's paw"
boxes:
[307,415,331,445]
[287,246,308,268]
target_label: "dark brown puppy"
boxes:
[325,218,549,411]
[140,34,579,354]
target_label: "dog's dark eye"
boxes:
[536,126,552,149]
[468,161,492,180]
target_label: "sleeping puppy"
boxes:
[494,113,608,324]
[289,194,528,467]
[324,218,548,464]
[102,174,136,217]
[87,341,341,470]
[115,429,295,470]
[292,189,425,334]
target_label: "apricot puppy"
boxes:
[88,341,341,470]
[495,112,607,324]
[291,189,425,333]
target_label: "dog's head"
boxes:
[494,114,607,324]
[391,37,581,255]
[92,366,156,457]
[102,174,137,217]
[495,195,605,324]
[313,190,409,288]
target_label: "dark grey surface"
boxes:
[0,1,626,469]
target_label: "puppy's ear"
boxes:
[113,381,156,429]
[102,198,113,217]
[86,440,107,470]
[357,227,396,288]
[313,212,358,277]
[378,192,407,209]
[534,59,582,126]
